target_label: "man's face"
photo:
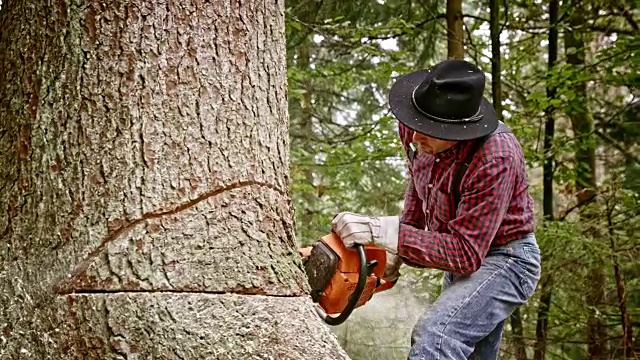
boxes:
[413,132,457,154]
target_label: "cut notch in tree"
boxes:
[0,0,349,358]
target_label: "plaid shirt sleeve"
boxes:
[397,155,518,275]
[398,124,426,230]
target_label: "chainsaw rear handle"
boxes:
[375,278,397,293]
[315,244,367,326]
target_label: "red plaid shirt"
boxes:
[397,122,535,275]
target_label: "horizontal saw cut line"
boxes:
[57,289,302,297]
[54,180,286,294]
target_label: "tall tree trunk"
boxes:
[510,308,528,360]
[599,34,636,360]
[490,1,527,358]
[564,1,606,358]
[0,0,349,359]
[543,0,558,222]
[534,275,554,360]
[611,240,635,359]
[289,39,319,239]
[607,210,635,358]
[446,0,464,59]
[490,0,502,121]
[534,0,558,359]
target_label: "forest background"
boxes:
[0,0,637,358]
[285,0,639,359]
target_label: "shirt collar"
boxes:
[435,141,467,161]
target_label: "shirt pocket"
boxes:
[433,188,455,223]
[432,166,456,222]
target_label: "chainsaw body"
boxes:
[304,233,396,325]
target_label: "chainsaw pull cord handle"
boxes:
[317,244,368,326]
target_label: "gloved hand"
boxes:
[298,246,312,261]
[331,212,400,254]
[382,251,403,282]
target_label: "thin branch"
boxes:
[612,213,640,228]
[298,155,403,168]
[596,98,637,128]
[462,14,637,35]
[559,192,600,221]
[500,0,509,34]
[363,13,446,41]
[292,122,381,145]
[595,130,640,164]
[288,13,446,45]
[463,20,480,65]
[311,57,372,78]
[616,5,639,31]
[588,25,637,35]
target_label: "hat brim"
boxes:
[389,70,499,141]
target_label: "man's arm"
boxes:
[400,174,426,230]
[397,155,517,275]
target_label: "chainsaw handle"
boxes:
[317,244,367,326]
[375,278,397,293]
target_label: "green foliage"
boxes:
[285,0,443,244]
[285,0,639,358]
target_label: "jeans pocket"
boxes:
[517,245,541,298]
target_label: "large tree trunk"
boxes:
[564,1,606,358]
[0,0,349,359]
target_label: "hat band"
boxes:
[412,86,484,124]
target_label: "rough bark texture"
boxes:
[0,0,349,358]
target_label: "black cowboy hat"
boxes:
[389,59,498,141]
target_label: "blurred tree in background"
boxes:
[285,0,639,359]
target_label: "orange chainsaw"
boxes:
[302,232,397,325]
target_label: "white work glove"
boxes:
[331,212,400,254]
[382,251,403,282]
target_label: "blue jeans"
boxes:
[408,234,541,360]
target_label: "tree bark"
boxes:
[510,308,529,360]
[534,274,553,360]
[534,0,558,358]
[612,239,635,359]
[607,208,635,358]
[490,0,502,121]
[564,1,606,358]
[543,0,558,222]
[0,0,349,359]
[446,0,464,59]
[489,2,526,357]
